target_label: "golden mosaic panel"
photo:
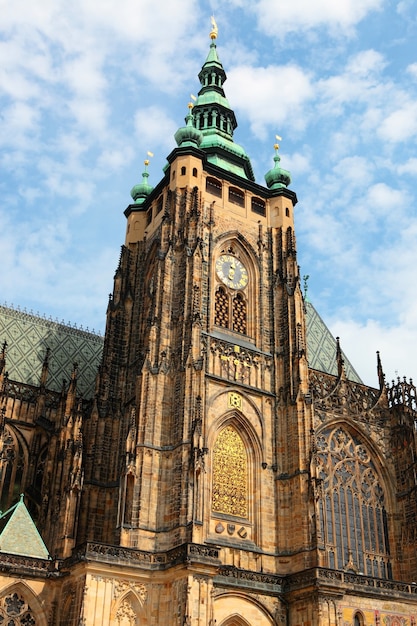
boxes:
[212,425,248,518]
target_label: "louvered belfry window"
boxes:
[215,287,229,328]
[232,293,247,334]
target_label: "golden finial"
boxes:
[274,134,282,151]
[189,94,197,109]
[210,16,218,40]
[144,151,154,167]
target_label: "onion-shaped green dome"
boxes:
[130,165,154,205]
[265,146,291,190]
[174,105,203,148]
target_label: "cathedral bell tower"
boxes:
[74,23,316,624]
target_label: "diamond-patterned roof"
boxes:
[305,300,362,383]
[0,300,361,398]
[0,305,103,398]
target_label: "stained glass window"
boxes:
[316,426,391,578]
[0,593,35,625]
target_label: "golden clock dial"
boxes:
[215,254,248,290]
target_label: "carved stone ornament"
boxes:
[114,581,147,603]
[115,598,136,624]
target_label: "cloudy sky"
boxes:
[1,0,416,387]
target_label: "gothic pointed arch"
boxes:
[220,616,251,626]
[214,594,274,626]
[0,582,48,626]
[111,588,147,626]
[212,235,258,342]
[212,424,248,518]
[208,406,263,546]
[0,425,28,511]
[316,424,392,578]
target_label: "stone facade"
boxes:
[1,31,417,626]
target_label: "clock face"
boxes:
[215,255,248,290]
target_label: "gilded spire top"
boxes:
[274,134,282,152]
[265,134,291,190]
[210,16,218,40]
[144,151,154,169]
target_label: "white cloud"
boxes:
[406,62,417,79]
[134,106,178,154]
[227,65,314,139]
[398,158,417,176]
[378,101,417,142]
[328,317,417,387]
[332,156,374,187]
[255,0,383,37]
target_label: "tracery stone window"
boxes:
[0,592,36,625]
[316,426,392,578]
[212,426,248,518]
[0,428,25,512]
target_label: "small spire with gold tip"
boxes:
[174,99,203,148]
[130,152,154,205]
[274,134,282,152]
[144,151,154,169]
[210,16,218,40]
[264,134,291,190]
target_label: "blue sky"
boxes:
[1,0,416,386]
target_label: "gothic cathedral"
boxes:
[1,26,417,626]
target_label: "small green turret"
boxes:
[130,159,154,205]
[174,103,204,148]
[265,139,291,190]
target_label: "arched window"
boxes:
[0,592,36,625]
[181,166,186,175]
[193,167,198,177]
[156,195,163,215]
[206,176,222,198]
[0,428,25,511]
[124,474,134,527]
[251,196,266,216]
[214,287,229,328]
[316,426,392,578]
[212,426,248,518]
[229,187,245,207]
[354,612,364,626]
[146,207,152,225]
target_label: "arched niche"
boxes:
[111,589,147,626]
[212,235,259,344]
[214,594,274,626]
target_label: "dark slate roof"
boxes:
[0,300,361,398]
[305,300,362,383]
[0,305,103,398]
[0,495,50,559]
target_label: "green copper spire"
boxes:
[265,139,291,190]
[130,157,154,205]
[190,21,255,180]
[175,102,204,148]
